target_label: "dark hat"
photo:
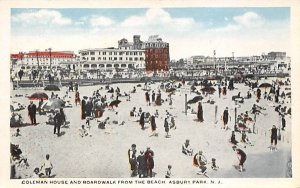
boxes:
[131,144,136,148]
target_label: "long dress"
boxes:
[140,113,145,129]
[197,104,204,122]
[81,99,86,120]
[150,116,156,131]
[223,110,229,125]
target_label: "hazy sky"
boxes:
[11,8,290,60]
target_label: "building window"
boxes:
[103,52,106,55]
[119,57,123,61]
[126,52,129,55]
[114,64,119,68]
[98,57,101,60]
[106,64,112,68]
[99,52,101,55]
[99,64,105,68]
[83,64,89,68]
[103,57,106,60]
[129,57,133,61]
[91,64,97,68]
[109,57,112,60]
[130,52,133,55]
[91,57,95,61]
[114,52,117,55]
[119,52,123,55]
[114,57,117,60]
[134,57,138,61]
[140,57,144,61]
[139,52,142,56]
[126,57,128,60]
[121,64,126,67]
[109,52,112,55]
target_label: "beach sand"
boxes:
[10,78,292,178]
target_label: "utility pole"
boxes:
[47,48,52,69]
[36,50,40,70]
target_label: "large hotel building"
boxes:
[79,35,170,72]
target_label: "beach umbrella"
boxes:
[42,99,65,110]
[44,84,60,91]
[109,100,121,107]
[259,83,272,88]
[187,96,203,104]
[28,92,48,100]
[201,87,216,94]
[259,83,272,92]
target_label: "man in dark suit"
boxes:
[27,101,37,125]
[54,110,63,136]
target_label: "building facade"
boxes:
[11,51,76,71]
[78,48,145,71]
[79,35,170,72]
[143,35,170,72]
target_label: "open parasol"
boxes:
[42,98,65,110]
[28,92,48,100]
[44,84,60,91]
[109,100,121,108]
[201,86,216,94]
[187,96,204,104]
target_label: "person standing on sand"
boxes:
[152,91,156,104]
[27,101,37,125]
[222,107,230,130]
[81,98,86,120]
[53,109,63,136]
[270,125,278,150]
[128,144,137,177]
[38,98,43,115]
[164,117,170,137]
[197,102,204,122]
[146,152,154,178]
[150,115,157,136]
[75,91,80,106]
[232,146,247,172]
[140,112,145,130]
[145,92,150,105]
[137,150,146,178]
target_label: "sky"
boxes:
[11,7,290,60]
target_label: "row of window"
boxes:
[146,55,169,59]
[82,57,144,61]
[86,51,144,56]
[82,63,134,68]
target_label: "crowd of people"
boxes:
[10,74,292,178]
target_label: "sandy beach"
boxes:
[10,78,292,178]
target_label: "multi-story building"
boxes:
[11,51,76,71]
[143,35,170,72]
[78,47,145,71]
[79,35,170,72]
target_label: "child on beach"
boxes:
[211,158,219,170]
[165,165,173,178]
[40,154,53,178]
[79,125,89,137]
